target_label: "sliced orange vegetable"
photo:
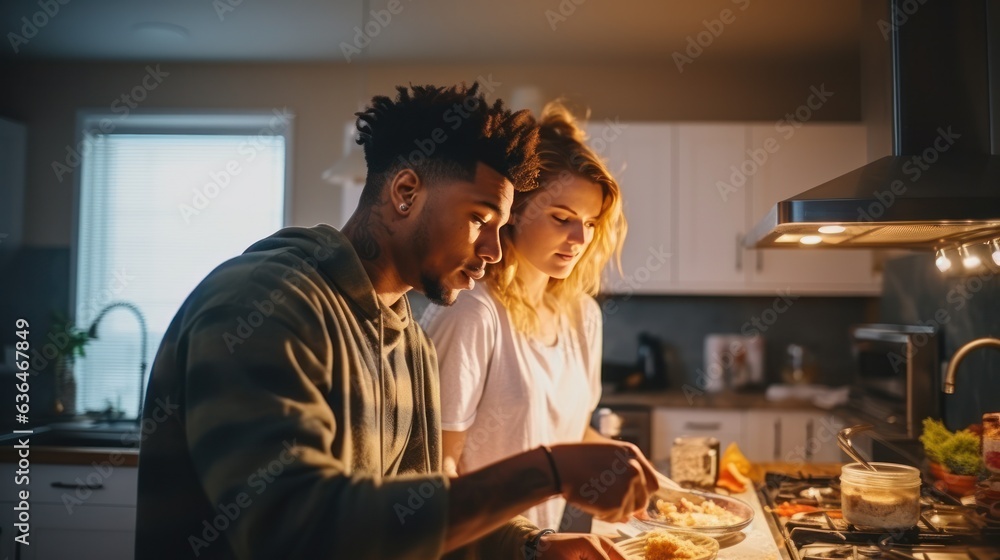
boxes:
[717,461,752,493]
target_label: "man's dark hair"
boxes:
[353,82,539,206]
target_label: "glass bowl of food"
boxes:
[631,487,754,537]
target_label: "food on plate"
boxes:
[716,443,753,493]
[643,530,713,560]
[654,497,742,527]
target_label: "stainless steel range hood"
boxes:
[748,0,1000,250]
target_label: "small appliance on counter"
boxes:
[602,332,670,392]
[591,405,652,460]
[836,323,941,465]
[702,334,764,392]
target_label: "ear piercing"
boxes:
[399,203,409,212]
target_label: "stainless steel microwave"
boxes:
[847,324,941,440]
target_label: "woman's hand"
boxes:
[535,533,627,560]
[550,441,659,523]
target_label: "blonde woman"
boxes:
[421,101,628,531]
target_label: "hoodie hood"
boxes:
[244,225,411,351]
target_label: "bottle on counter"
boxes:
[670,436,719,490]
[976,413,1000,520]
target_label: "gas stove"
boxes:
[759,472,1000,560]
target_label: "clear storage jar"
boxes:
[840,462,921,529]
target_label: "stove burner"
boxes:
[800,545,886,559]
[800,487,840,506]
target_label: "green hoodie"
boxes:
[137,225,460,559]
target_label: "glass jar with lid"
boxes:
[841,462,921,529]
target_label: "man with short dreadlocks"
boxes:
[136,83,657,560]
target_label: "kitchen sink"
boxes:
[46,419,141,433]
[0,419,141,448]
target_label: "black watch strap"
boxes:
[524,528,555,560]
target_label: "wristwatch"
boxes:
[523,528,555,560]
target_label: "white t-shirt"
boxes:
[421,283,603,530]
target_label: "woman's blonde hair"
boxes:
[485,101,627,336]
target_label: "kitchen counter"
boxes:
[0,444,138,466]
[598,389,830,410]
[0,419,141,464]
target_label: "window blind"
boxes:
[74,120,288,418]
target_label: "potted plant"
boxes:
[921,418,984,497]
[48,312,90,416]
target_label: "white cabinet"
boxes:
[651,408,744,466]
[0,463,137,560]
[747,124,880,294]
[589,122,674,294]
[744,410,845,464]
[590,120,880,296]
[675,125,750,290]
[653,407,844,468]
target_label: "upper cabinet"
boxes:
[591,121,880,296]
[675,124,750,290]
[746,124,879,294]
[590,122,674,294]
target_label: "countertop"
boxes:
[0,419,141,465]
[598,388,833,410]
[0,444,138,466]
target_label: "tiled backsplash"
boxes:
[414,289,879,389]
[593,294,878,388]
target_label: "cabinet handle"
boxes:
[773,418,782,460]
[683,421,721,431]
[735,234,744,271]
[51,481,105,490]
[806,420,814,462]
[756,250,764,272]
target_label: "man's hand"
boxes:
[550,441,659,523]
[535,533,627,560]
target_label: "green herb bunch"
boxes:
[920,418,984,476]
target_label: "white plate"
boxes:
[615,530,719,560]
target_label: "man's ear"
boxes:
[387,168,422,216]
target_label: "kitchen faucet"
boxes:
[942,337,1000,394]
[87,301,149,422]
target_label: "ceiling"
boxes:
[0,0,860,63]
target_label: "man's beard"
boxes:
[421,272,456,306]
[413,215,458,306]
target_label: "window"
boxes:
[72,111,292,418]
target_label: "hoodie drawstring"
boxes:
[377,305,385,476]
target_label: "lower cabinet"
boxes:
[651,407,846,469]
[743,410,846,464]
[0,497,16,559]
[0,463,137,560]
[651,409,744,466]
